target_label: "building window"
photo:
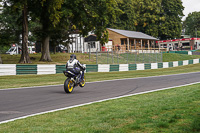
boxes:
[125,40,127,44]
[131,40,134,46]
[121,40,124,45]
[91,42,96,48]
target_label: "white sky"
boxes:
[182,0,200,20]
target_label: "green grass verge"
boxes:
[1,63,200,89]
[163,53,200,62]
[0,83,199,132]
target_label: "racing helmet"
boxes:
[69,54,76,62]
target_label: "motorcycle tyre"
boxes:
[64,78,74,93]
[79,76,86,88]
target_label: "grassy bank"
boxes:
[0,83,199,132]
[1,63,200,89]
[163,53,200,62]
[1,52,200,64]
[1,53,96,65]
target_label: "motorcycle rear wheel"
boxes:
[64,78,74,93]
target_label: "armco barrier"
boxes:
[158,63,163,68]
[119,64,129,71]
[0,58,200,76]
[16,65,37,75]
[183,60,189,65]
[56,65,65,74]
[129,64,136,71]
[98,64,110,72]
[86,65,98,72]
[110,65,119,72]
[0,64,16,76]
[145,63,151,70]
[37,65,56,75]
[151,63,158,69]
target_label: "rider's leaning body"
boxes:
[65,54,85,83]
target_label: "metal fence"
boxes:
[88,48,163,64]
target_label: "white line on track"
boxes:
[1,71,200,91]
[0,81,200,124]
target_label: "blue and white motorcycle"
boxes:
[63,69,85,93]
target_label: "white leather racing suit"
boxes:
[65,59,85,74]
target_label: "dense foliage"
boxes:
[110,0,184,40]
[183,11,200,38]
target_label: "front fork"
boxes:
[80,71,84,82]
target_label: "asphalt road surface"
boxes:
[0,72,200,123]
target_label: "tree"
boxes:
[29,0,120,61]
[133,0,162,38]
[109,0,184,40]
[158,0,184,40]
[19,2,31,63]
[183,11,200,38]
[28,0,64,61]
[1,0,32,63]
[0,1,22,64]
[0,2,21,47]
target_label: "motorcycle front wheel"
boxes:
[79,76,86,87]
[64,78,74,93]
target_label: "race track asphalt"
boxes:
[0,72,200,123]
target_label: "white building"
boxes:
[69,34,84,53]
[84,34,113,53]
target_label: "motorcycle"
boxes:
[63,69,85,93]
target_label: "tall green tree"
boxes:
[0,2,21,48]
[29,0,120,61]
[183,11,200,38]
[109,0,136,31]
[134,0,162,38]
[28,0,64,61]
[0,1,22,64]
[158,0,184,40]
[2,0,32,63]
[20,1,31,63]
[110,0,184,40]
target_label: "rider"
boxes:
[65,54,85,83]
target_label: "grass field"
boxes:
[1,52,200,64]
[0,82,199,132]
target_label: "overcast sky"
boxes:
[182,0,200,20]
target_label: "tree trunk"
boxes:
[40,35,52,61]
[54,46,56,54]
[0,54,2,64]
[19,4,31,64]
[67,43,70,53]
